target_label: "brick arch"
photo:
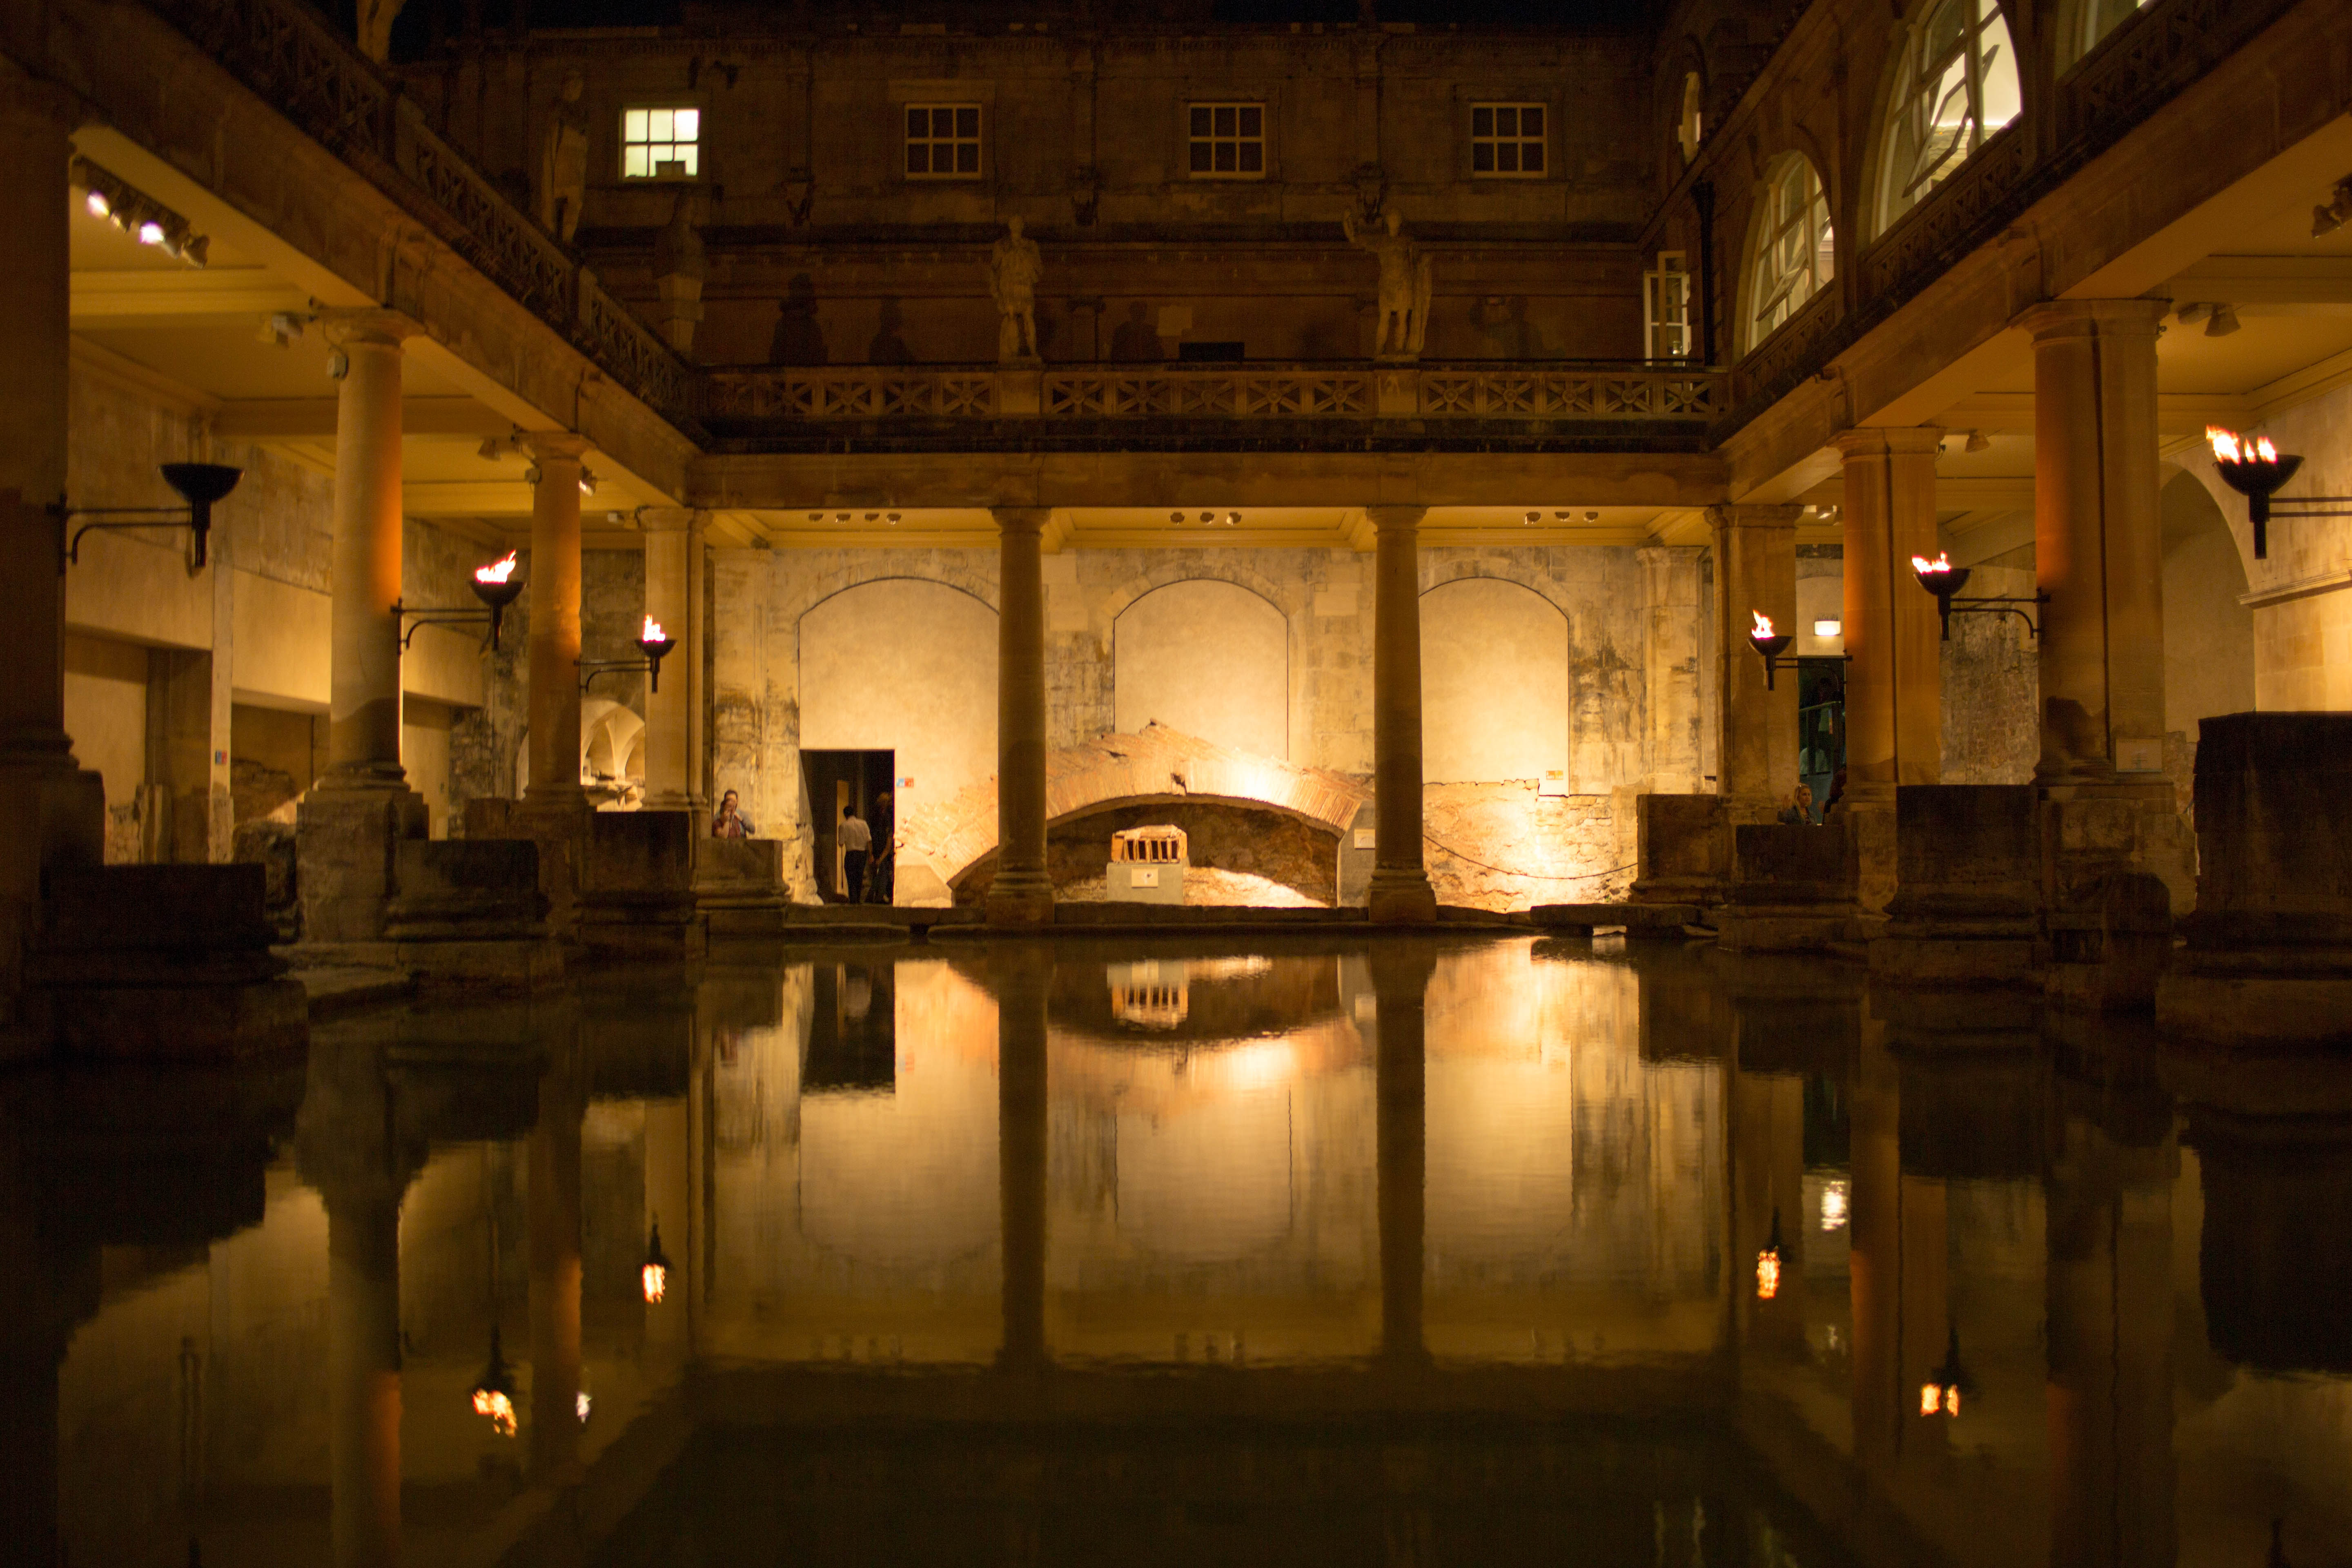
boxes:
[899,725,1368,893]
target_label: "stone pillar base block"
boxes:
[1717,822,1860,952]
[296,788,427,944]
[1716,907,1858,953]
[1631,794,1731,909]
[2158,965,2352,1047]
[1366,870,1438,925]
[578,810,705,963]
[1870,935,2038,985]
[986,871,1056,927]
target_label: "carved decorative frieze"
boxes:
[1728,288,1840,412]
[1860,121,2032,305]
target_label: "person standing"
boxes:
[712,789,755,839]
[839,803,872,904]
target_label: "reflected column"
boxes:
[297,1040,424,1568]
[995,944,1052,1372]
[1847,1017,1902,1470]
[529,1029,586,1481]
[1370,944,1434,1366]
[1731,1062,1806,1354]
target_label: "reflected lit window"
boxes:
[1744,154,1835,352]
[621,107,699,180]
[907,104,982,179]
[1875,0,2021,234]
[1471,103,1546,178]
[1189,103,1266,178]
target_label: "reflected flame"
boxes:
[1755,1247,1782,1301]
[1750,611,1776,639]
[2208,426,2281,465]
[474,550,519,584]
[640,614,667,643]
[1920,1382,1943,1417]
[576,1391,592,1423]
[1913,551,1955,574]
[1820,1178,1850,1232]
[642,1262,667,1304]
[472,1389,517,1437]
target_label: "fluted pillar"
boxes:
[1370,944,1433,1366]
[1708,504,1802,817]
[524,435,592,802]
[638,507,703,811]
[0,77,102,1029]
[989,508,1054,925]
[2020,301,2168,783]
[994,943,1052,1371]
[1367,505,1437,923]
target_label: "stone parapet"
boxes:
[295,787,428,945]
[468,795,592,933]
[2158,711,2352,1043]
[1630,793,1732,910]
[384,839,561,991]
[577,810,705,964]
[694,836,790,939]
[1871,785,2040,987]
[1716,821,1861,953]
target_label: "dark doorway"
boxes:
[800,748,894,903]
[1795,657,1846,812]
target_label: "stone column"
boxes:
[638,508,703,812]
[1638,546,1705,795]
[1707,505,1802,818]
[1835,428,1946,912]
[994,944,1052,1372]
[1367,505,1437,923]
[524,435,592,803]
[1370,944,1433,1366]
[0,79,105,1031]
[297,313,426,946]
[2022,302,2167,783]
[989,508,1054,925]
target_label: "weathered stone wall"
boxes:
[962,801,1340,908]
[1940,547,2038,786]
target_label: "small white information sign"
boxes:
[1130,866,1160,888]
[1353,828,1376,849]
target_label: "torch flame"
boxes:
[2255,435,2279,462]
[1751,611,1776,638]
[641,615,667,643]
[1755,1247,1782,1301]
[642,1262,667,1304]
[474,550,519,585]
[1913,551,1954,574]
[472,1388,517,1437]
[2208,426,2244,463]
[1920,1382,1944,1418]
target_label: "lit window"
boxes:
[1188,103,1265,178]
[1470,103,1546,177]
[1875,0,2021,233]
[1645,251,1693,361]
[906,105,982,179]
[1746,154,1835,352]
[1676,73,1704,165]
[621,107,699,180]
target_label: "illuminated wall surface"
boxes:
[32,942,2352,1566]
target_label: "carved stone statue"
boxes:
[537,74,590,244]
[988,215,1044,363]
[1343,206,1434,360]
[652,190,706,356]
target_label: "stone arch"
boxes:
[1113,578,1290,760]
[799,576,999,829]
[1096,557,1305,629]
[1420,577,1570,784]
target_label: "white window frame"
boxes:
[1875,0,2021,233]
[1645,251,1694,361]
[1187,102,1267,180]
[1746,156,1835,352]
[1470,101,1549,178]
[905,102,984,181]
[620,105,701,181]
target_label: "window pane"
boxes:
[1214,106,1235,136]
[624,145,649,178]
[1215,142,1236,172]
[908,107,927,138]
[1472,143,1494,172]
[625,109,649,142]
[956,107,980,138]
[1191,105,1211,136]
[908,143,929,174]
[675,108,699,141]
[1523,105,1543,136]
[1238,105,1261,136]
[1497,143,1519,172]
[956,142,978,173]
[1523,142,1544,172]
[1496,106,1517,136]
[648,109,673,141]
[1472,106,1492,136]
[1190,142,1212,172]
[1238,141,1262,172]
[678,145,698,176]
[932,107,955,137]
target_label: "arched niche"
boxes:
[2160,470,2256,733]
[1421,577,1569,784]
[801,578,998,819]
[1113,579,1289,760]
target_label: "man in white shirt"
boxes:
[839,804,873,903]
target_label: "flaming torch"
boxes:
[2207,425,2301,559]
[638,614,677,694]
[469,550,526,650]
[1747,610,1793,690]
[1911,550,1973,641]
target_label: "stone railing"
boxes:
[154,0,704,437]
[704,363,1722,428]
[1859,121,2034,305]
[1725,288,1842,416]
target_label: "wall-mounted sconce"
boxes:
[1911,552,2046,641]
[58,462,242,575]
[580,615,677,694]
[394,552,528,652]
[2207,426,2352,559]
[1747,611,1792,690]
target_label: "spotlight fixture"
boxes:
[578,469,599,497]
[1583,510,1600,522]
[257,311,307,349]
[1524,511,1540,524]
[1964,430,1991,453]
[864,512,879,521]
[71,157,208,266]
[808,512,823,521]
[60,462,242,574]
[1198,511,1214,523]
[835,512,850,522]
[886,512,901,524]
[1169,511,1185,523]
[1813,619,1842,637]
[2313,175,2352,238]
[1227,510,1241,525]
[1746,611,1792,690]
[1553,510,1570,520]
[2205,304,2241,337]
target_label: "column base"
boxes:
[469,794,595,935]
[1366,868,1438,925]
[577,810,706,966]
[0,753,105,1052]
[294,785,428,946]
[985,869,1056,927]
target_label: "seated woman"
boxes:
[712,788,756,839]
[1778,783,1817,826]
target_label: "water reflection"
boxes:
[19,940,2352,1566]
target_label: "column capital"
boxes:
[2013,297,2168,342]
[1364,504,1428,532]
[637,506,701,532]
[991,506,1052,535]
[520,430,592,465]
[0,69,83,134]
[316,309,424,351]
[1831,425,1946,461]
[1704,503,1804,531]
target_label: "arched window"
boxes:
[2067,0,2153,66]
[1876,0,2022,233]
[1676,72,1704,166]
[1745,154,1835,352]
